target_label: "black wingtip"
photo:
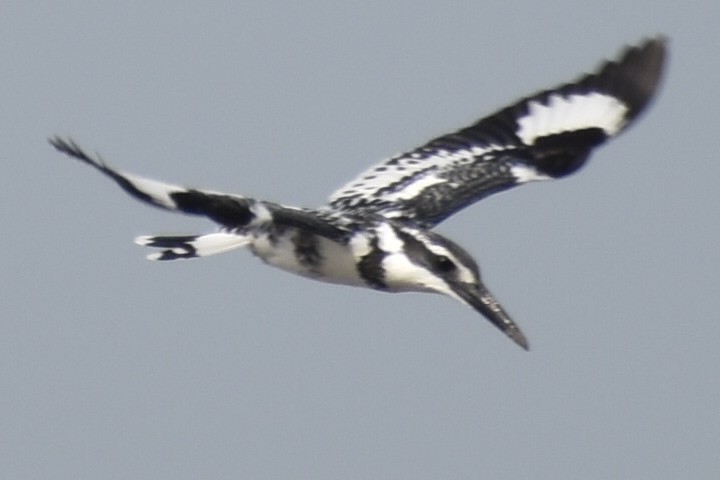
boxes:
[578,35,668,123]
[48,135,77,156]
[48,136,105,169]
[604,36,668,124]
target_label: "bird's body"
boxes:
[51,38,666,349]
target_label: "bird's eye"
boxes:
[434,255,457,273]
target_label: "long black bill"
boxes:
[450,281,529,350]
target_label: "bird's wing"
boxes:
[49,137,349,242]
[327,38,666,227]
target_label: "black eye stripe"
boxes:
[394,228,460,273]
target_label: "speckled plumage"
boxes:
[50,38,666,350]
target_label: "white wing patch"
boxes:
[509,165,552,184]
[122,172,186,209]
[516,93,628,146]
[384,175,447,201]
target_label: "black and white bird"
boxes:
[50,38,666,350]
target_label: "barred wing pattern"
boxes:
[48,138,351,243]
[328,38,665,227]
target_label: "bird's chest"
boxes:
[248,228,365,287]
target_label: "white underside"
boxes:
[249,231,366,287]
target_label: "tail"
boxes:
[135,232,250,261]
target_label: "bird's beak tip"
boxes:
[508,327,530,351]
[450,280,530,351]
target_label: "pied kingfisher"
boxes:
[50,38,666,350]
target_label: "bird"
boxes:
[50,38,666,350]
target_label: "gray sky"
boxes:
[2,1,718,479]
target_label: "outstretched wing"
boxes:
[49,137,349,242]
[328,38,666,227]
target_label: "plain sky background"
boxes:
[2,1,718,479]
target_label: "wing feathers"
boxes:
[50,136,352,255]
[328,38,666,226]
[49,136,258,230]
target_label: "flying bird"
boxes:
[50,38,666,350]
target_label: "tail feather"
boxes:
[135,232,250,261]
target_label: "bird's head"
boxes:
[377,224,529,350]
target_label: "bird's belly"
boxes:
[249,232,365,287]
